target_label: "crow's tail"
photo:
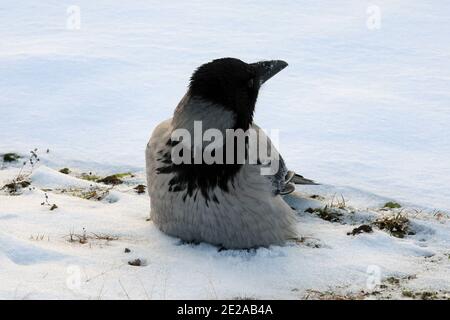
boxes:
[286,171,318,185]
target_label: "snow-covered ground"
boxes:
[1,1,449,299]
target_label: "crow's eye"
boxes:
[247,78,254,88]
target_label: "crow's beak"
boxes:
[251,60,288,85]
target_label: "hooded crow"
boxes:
[146,58,316,249]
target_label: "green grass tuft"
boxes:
[59,168,70,174]
[373,213,412,238]
[305,206,343,222]
[402,290,414,298]
[384,201,402,209]
[3,153,21,162]
[80,173,102,181]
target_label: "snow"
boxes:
[1,1,449,299]
[1,165,449,299]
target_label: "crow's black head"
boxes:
[189,58,288,130]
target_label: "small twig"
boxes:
[137,277,150,300]
[118,279,130,300]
